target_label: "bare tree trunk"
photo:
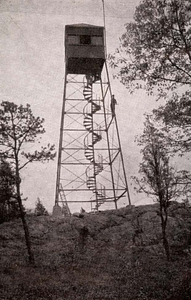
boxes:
[17,193,35,264]
[160,205,170,260]
[15,166,35,264]
[162,222,170,260]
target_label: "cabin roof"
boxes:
[66,23,104,29]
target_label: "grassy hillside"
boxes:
[0,203,191,300]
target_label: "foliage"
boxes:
[0,101,55,167]
[34,198,49,216]
[109,0,191,185]
[153,91,191,154]
[0,159,15,204]
[0,101,56,263]
[134,116,182,199]
[109,0,191,97]
[0,159,19,223]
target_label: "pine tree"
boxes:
[34,198,49,216]
[0,101,56,264]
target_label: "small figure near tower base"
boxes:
[52,205,62,218]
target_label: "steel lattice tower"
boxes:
[54,24,131,213]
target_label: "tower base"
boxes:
[52,205,62,218]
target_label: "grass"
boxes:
[0,203,191,299]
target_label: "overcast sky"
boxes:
[0,0,157,212]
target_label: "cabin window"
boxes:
[80,35,91,45]
[68,35,79,45]
[91,36,103,45]
[67,34,103,46]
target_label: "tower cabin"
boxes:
[65,24,105,76]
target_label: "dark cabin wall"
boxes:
[65,24,105,75]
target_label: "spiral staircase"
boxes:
[83,75,106,211]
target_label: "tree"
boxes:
[0,101,56,264]
[0,158,19,223]
[153,91,191,154]
[34,198,49,216]
[134,116,186,259]
[110,0,191,97]
[109,0,191,158]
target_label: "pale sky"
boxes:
[0,0,157,212]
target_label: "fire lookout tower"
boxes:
[54,24,131,213]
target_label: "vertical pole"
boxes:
[55,69,67,205]
[102,0,107,59]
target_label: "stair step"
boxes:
[92,103,101,113]
[95,164,103,175]
[92,133,102,144]
[84,124,92,131]
[83,85,92,101]
[84,148,93,161]
[85,152,93,156]
[84,116,92,131]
